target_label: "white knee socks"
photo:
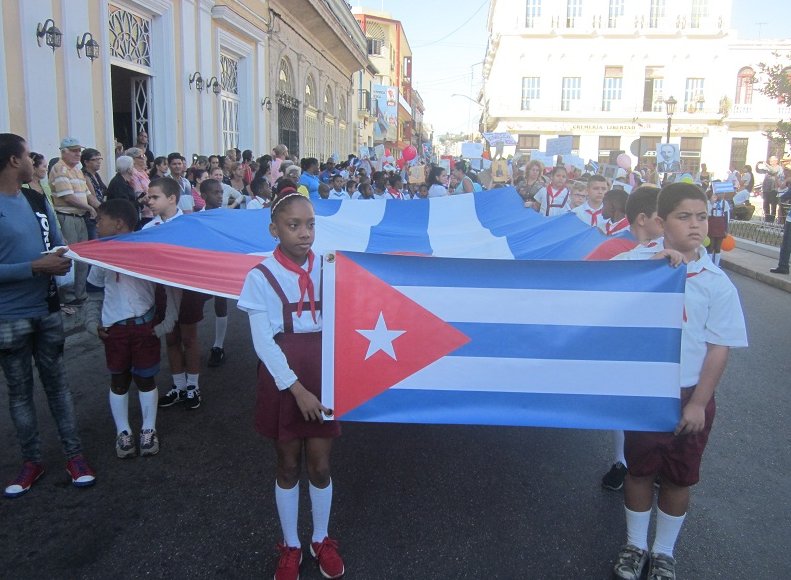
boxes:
[625,507,651,551]
[214,316,228,349]
[109,391,131,435]
[309,480,333,543]
[275,482,300,548]
[139,389,158,430]
[652,508,686,557]
[613,430,626,466]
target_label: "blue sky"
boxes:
[351,0,791,134]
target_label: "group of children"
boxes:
[83,172,746,580]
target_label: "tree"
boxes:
[755,51,791,152]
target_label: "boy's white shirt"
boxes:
[142,207,183,229]
[87,267,156,327]
[617,245,748,387]
[573,202,603,226]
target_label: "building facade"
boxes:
[0,0,367,175]
[481,0,790,176]
[352,8,416,158]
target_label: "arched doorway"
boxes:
[304,75,319,159]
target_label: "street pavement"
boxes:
[1,271,789,579]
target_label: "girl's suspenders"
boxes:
[254,264,322,334]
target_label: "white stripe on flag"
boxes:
[428,195,513,259]
[392,357,680,398]
[315,201,387,253]
[393,286,683,329]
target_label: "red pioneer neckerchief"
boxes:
[273,246,317,323]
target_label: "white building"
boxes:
[0,0,366,173]
[481,0,791,177]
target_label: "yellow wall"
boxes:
[3,0,27,136]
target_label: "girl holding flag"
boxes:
[237,182,343,580]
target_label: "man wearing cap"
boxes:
[49,137,99,305]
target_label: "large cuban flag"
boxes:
[321,251,686,432]
[66,189,605,298]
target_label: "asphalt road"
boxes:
[1,272,789,579]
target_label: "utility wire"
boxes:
[413,0,489,48]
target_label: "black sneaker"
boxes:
[208,347,226,367]
[769,267,789,274]
[602,461,628,491]
[158,386,186,408]
[184,386,201,410]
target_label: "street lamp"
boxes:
[664,96,677,143]
[36,19,62,51]
[451,93,482,107]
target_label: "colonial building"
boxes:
[352,7,417,157]
[0,0,367,174]
[481,0,791,176]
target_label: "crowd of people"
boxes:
[2,127,782,580]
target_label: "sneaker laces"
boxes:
[616,545,646,571]
[140,429,155,446]
[276,544,301,568]
[118,431,133,447]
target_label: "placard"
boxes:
[483,132,517,146]
[461,141,484,159]
[546,136,573,156]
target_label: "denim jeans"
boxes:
[0,312,83,462]
[779,220,791,269]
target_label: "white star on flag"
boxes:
[356,312,406,360]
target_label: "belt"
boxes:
[112,307,155,326]
[56,211,87,218]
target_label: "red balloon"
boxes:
[396,158,406,169]
[402,145,417,161]
[721,234,736,252]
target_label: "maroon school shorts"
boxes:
[624,386,716,487]
[178,290,209,325]
[104,320,161,378]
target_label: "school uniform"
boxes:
[238,251,340,441]
[618,247,747,486]
[573,202,604,227]
[534,185,570,217]
[87,267,160,378]
[143,209,207,324]
[599,216,630,236]
[328,188,346,200]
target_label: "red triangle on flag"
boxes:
[333,253,470,418]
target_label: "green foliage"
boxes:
[755,51,791,147]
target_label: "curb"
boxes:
[719,258,791,294]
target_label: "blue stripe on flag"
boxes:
[448,323,681,363]
[341,251,686,293]
[312,199,343,217]
[473,191,605,259]
[341,390,679,432]
[365,198,432,255]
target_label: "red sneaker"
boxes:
[274,543,302,580]
[310,537,345,579]
[65,455,96,488]
[4,461,45,498]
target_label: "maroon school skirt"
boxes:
[255,331,341,441]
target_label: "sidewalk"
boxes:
[720,243,791,294]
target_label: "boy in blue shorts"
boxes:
[86,199,161,457]
[611,183,748,580]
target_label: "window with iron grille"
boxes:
[525,0,541,28]
[220,54,238,95]
[367,38,383,56]
[521,77,540,110]
[561,77,581,111]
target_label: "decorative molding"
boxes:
[212,5,267,43]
